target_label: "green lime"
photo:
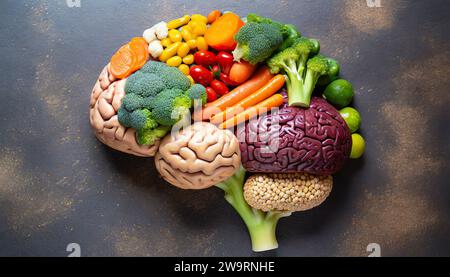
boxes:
[339,107,361,133]
[323,79,354,108]
[350,133,365,159]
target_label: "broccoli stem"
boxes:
[216,167,291,252]
[285,70,311,107]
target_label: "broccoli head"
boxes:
[267,37,335,107]
[152,89,192,126]
[138,61,190,91]
[233,22,284,65]
[121,93,144,112]
[125,72,165,98]
[186,84,206,105]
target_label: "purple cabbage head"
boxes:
[237,97,352,175]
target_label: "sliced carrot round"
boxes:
[129,37,149,71]
[110,44,136,79]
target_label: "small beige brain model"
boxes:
[89,64,160,157]
[155,122,241,189]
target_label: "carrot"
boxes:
[204,13,244,51]
[129,37,149,71]
[110,44,136,79]
[207,10,221,24]
[202,66,273,120]
[229,61,257,84]
[210,74,285,124]
[110,38,149,79]
[219,94,284,129]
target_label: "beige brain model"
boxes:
[155,122,241,189]
[90,64,160,157]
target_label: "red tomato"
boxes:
[216,51,234,75]
[210,80,229,96]
[220,73,241,86]
[189,65,213,86]
[206,87,218,102]
[194,50,217,67]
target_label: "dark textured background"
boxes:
[0,0,449,257]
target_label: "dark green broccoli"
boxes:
[152,89,192,126]
[138,61,190,91]
[118,61,196,146]
[233,22,284,65]
[246,13,301,52]
[136,125,170,146]
[267,37,334,107]
[125,72,165,97]
[122,93,144,112]
[186,84,206,105]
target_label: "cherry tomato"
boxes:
[210,79,229,96]
[220,73,241,86]
[206,87,218,102]
[189,65,213,86]
[211,64,221,78]
[193,50,217,67]
[216,51,234,75]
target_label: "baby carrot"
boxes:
[219,94,284,129]
[210,74,285,124]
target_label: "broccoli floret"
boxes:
[125,73,165,98]
[245,13,301,52]
[152,89,192,126]
[139,61,190,91]
[122,93,144,112]
[136,125,170,146]
[129,109,154,130]
[267,37,329,107]
[186,84,206,105]
[233,22,283,65]
[117,106,132,127]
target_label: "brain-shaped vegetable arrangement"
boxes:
[90,11,366,252]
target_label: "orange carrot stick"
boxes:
[219,94,284,129]
[210,74,285,124]
[229,61,257,84]
[202,66,273,120]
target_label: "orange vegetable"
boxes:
[219,94,284,129]
[207,10,221,23]
[210,74,285,124]
[110,38,149,79]
[229,61,257,84]
[129,37,149,71]
[110,44,136,79]
[202,66,274,120]
[204,13,244,51]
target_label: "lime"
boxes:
[350,133,365,159]
[323,79,354,108]
[339,107,361,133]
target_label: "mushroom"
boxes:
[155,122,241,189]
[90,64,160,157]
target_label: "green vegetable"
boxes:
[118,61,196,145]
[267,38,339,107]
[339,107,361,133]
[232,22,284,65]
[136,125,170,146]
[216,167,291,252]
[186,84,207,105]
[245,14,301,52]
[151,89,192,126]
[350,133,365,159]
[323,79,354,108]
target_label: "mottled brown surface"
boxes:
[0,0,449,256]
